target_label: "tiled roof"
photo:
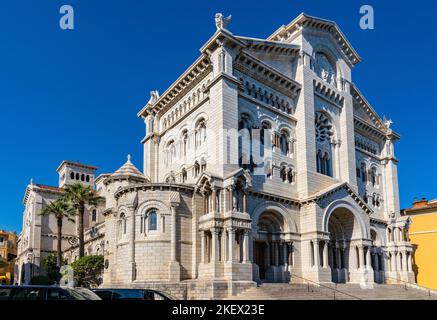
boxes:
[34,184,63,192]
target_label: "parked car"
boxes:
[92,288,176,300]
[0,285,102,300]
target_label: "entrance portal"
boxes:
[252,211,292,283]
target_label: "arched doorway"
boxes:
[327,206,367,283]
[253,211,292,283]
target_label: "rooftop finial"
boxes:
[30,178,34,186]
[127,154,132,163]
[383,115,393,129]
[215,13,232,30]
[147,90,160,105]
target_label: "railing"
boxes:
[385,275,436,298]
[288,273,362,300]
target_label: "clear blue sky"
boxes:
[0,0,435,232]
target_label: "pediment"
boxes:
[304,182,373,216]
[352,85,387,133]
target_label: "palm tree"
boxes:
[40,199,76,268]
[63,183,103,258]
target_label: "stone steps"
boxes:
[231,283,437,300]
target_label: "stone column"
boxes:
[402,251,408,272]
[129,206,136,281]
[211,188,217,213]
[243,230,250,263]
[228,188,233,211]
[200,231,206,263]
[313,240,320,267]
[170,206,177,262]
[283,243,288,268]
[203,194,208,214]
[221,230,227,262]
[228,228,236,262]
[336,246,342,269]
[169,205,180,281]
[323,241,329,268]
[274,242,279,266]
[396,252,402,271]
[366,247,372,269]
[211,228,219,262]
[242,192,247,213]
[358,246,365,269]
[265,241,270,268]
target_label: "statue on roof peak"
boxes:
[215,13,232,30]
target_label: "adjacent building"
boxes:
[0,230,17,285]
[15,161,103,284]
[16,13,415,299]
[402,198,437,290]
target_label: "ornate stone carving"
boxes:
[316,53,336,85]
[315,112,334,143]
[215,13,232,30]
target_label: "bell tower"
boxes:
[56,161,98,188]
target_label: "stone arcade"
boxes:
[16,13,414,299]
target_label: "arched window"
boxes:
[280,166,287,182]
[194,161,200,177]
[315,112,334,177]
[76,173,80,180]
[148,210,158,231]
[181,168,187,183]
[70,172,75,179]
[86,175,90,182]
[81,174,85,182]
[238,114,253,171]
[361,163,367,183]
[166,140,176,166]
[195,118,206,148]
[92,209,97,222]
[118,213,126,237]
[287,168,294,184]
[370,167,378,187]
[182,130,188,157]
[280,130,290,156]
[260,121,272,156]
[323,153,332,177]
[316,150,322,173]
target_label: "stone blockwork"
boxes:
[16,13,416,299]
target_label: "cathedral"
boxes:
[16,13,414,299]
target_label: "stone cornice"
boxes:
[114,183,195,200]
[236,36,300,57]
[248,190,300,207]
[354,116,386,140]
[302,182,374,216]
[137,55,212,118]
[234,51,301,99]
[352,85,400,141]
[268,13,361,66]
[313,79,344,108]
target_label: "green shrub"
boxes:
[70,255,104,288]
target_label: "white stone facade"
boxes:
[16,13,415,298]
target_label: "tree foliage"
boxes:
[42,253,67,282]
[63,183,103,258]
[70,255,104,288]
